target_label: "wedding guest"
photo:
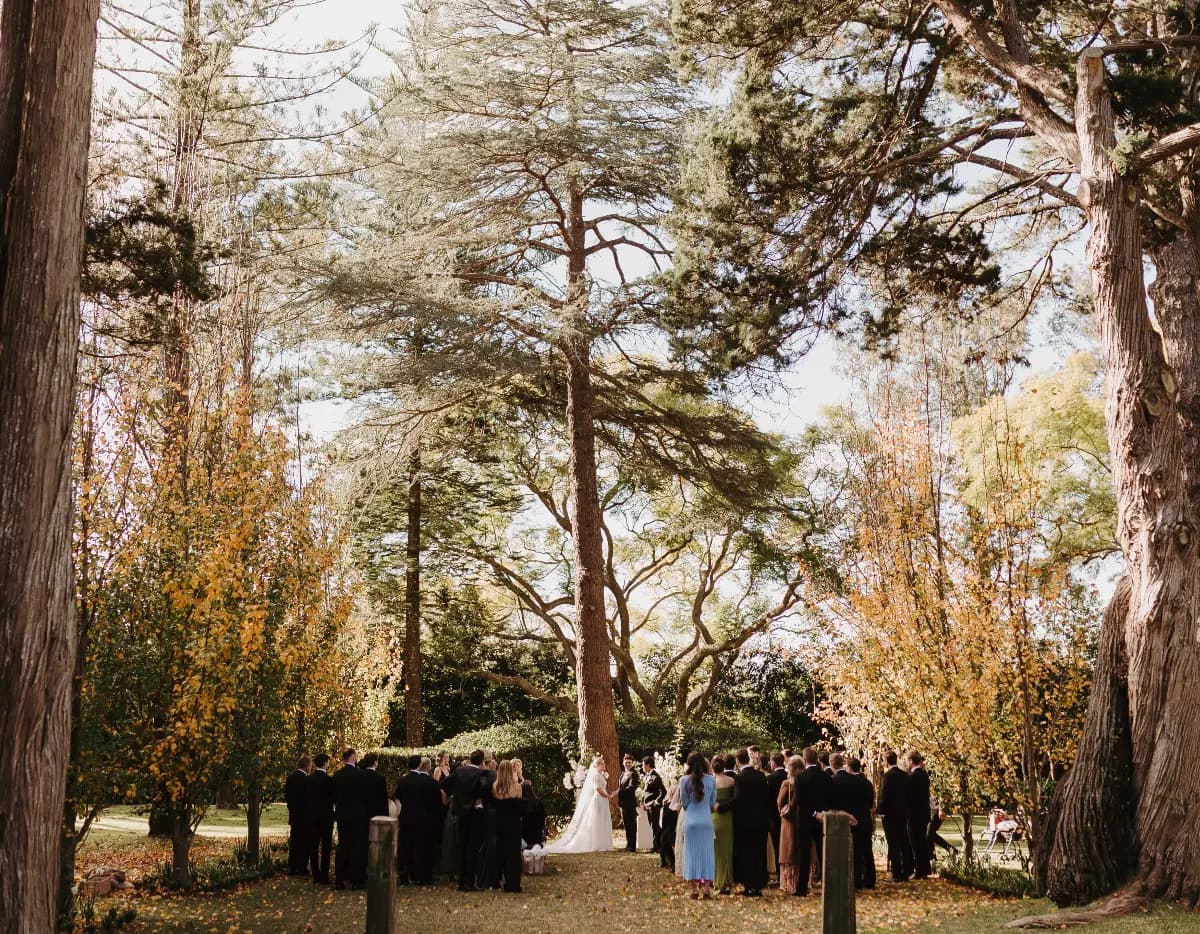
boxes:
[513,759,546,847]
[819,751,833,776]
[286,756,312,876]
[618,754,641,852]
[444,749,486,891]
[305,753,335,884]
[333,749,367,890]
[432,752,453,875]
[477,755,500,889]
[847,757,877,889]
[711,756,735,894]
[927,804,957,860]
[907,751,933,879]
[490,760,529,892]
[721,748,772,896]
[792,747,832,895]
[660,781,680,871]
[748,745,761,770]
[878,750,912,881]
[394,756,442,885]
[776,756,803,895]
[642,756,666,853]
[680,753,717,899]
[767,753,787,878]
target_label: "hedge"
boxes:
[371,714,772,817]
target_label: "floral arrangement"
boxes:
[562,758,590,793]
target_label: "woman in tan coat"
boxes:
[776,756,805,895]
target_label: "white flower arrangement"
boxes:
[562,758,589,793]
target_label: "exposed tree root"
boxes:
[1005,889,1150,928]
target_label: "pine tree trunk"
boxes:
[0,0,99,927]
[564,183,619,797]
[404,451,424,747]
[1051,48,1200,907]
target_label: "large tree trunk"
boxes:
[563,183,619,796]
[1055,48,1200,907]
[1035,578,1134,904]
[404,450,424,746]
[0,0,99,928]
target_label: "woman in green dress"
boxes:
[712,755,735,894]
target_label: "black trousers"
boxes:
[456,809,484,890]
[660,811,677,869]
[398,820,436,884]
[794,824,817,896]
[883,816,912,880]
[646,806,663,853]
[733,825,769,892]
[909,812,932,878]
[769,817,781,877]
[307,819,333,882]
[852,820,876,889]
[495,812,524,892]
[335,817,366,885]
[288,821,308,874]
[620,803,638,850]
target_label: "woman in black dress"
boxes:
[491,760,529,892]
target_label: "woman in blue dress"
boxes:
[680,752,717,899]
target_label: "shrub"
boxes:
[939,854,1037,898]
[372,714,773,817]
[72,901,138,934]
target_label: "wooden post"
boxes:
[822,811,856,934]
[366,816,397,934]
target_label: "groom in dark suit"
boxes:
[878,749,912,881]
[618,754,641,851]
[641,757,665,853]
[719,748,773,896]
[443,749,486,891]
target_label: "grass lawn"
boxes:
[112,848,1200,933]
[98,804,290,828]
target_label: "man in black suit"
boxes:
[618,754,641,851]
[641,757,665,853]
[877,749,912,881]
[305,753,336,884]
[718,748,773,896]
[443,749,486,891]
[357,753,389,882]
[766,752,787,879]
[394,755,444,885]
[333,749,367,889]
[831,755,876,890]
[285,756,312,875]
[790,747,832,896]
[907,751,933,879]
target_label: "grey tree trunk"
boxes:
[0,0,99,928]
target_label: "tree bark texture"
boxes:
[1059,48,1200,906]
[0,0,99,927]
[1036,578,1134,904]
[404,452,424,747]
[563,179,619,796]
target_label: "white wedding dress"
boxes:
[546,764,613,853]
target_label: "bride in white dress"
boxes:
[546,755,614,853]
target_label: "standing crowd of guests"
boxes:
[284,748,547,895]
[653,745,942,898]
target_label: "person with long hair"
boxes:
[711,755,735,894]
[680,753,717,899]
[431,752,453,877]
[490,760,529,892]
[777,756,805,895]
